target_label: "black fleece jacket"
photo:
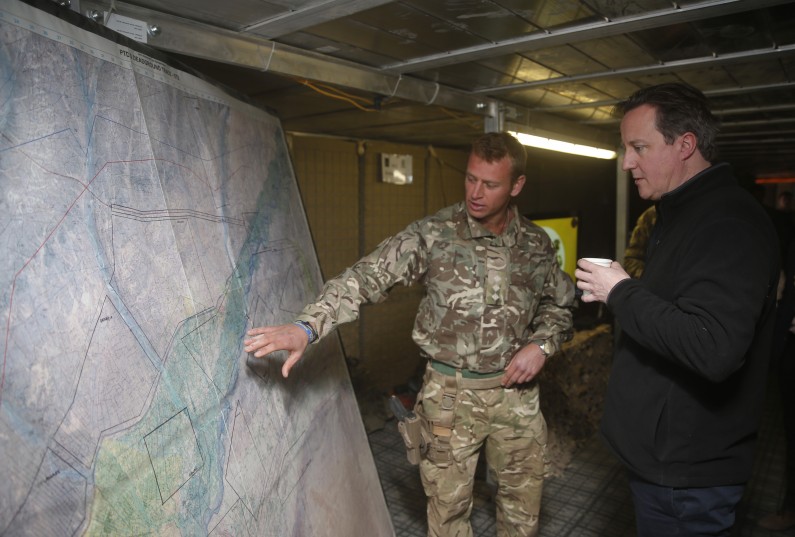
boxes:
[602,162,780,487]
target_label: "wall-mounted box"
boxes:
[380,154,413,185]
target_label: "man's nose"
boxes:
[621,155,634,171]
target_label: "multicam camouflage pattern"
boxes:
[623,205,657,279]
[418,366,548,537]
[297,202,574,372]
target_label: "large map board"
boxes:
[0,2,394,535]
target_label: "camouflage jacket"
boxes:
[623,205,657,279]
[297,202,574,372]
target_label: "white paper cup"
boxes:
[583,257,612,268]
[580,258,612,295]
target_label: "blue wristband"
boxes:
[294,321,317,344]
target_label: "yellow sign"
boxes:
[533,216,579,282]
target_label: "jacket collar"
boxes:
[454,202,520,247]
[658,162,734,217]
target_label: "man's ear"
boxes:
[511,175,526,197]
[679,132,698,160]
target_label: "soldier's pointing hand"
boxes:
[244,324,309,378]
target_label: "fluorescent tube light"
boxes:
[508,131,616,160]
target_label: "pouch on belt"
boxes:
[390,395,428,465]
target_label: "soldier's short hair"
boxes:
[471,132,527,183]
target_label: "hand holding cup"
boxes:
[575,257,629,302]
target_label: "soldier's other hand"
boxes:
[502,344,547,387]
[244,323,309,378]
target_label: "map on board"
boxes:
[0,2,393,535]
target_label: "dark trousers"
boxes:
[628,474,745,536]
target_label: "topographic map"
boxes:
[0,2,393,535]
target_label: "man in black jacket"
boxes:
[575,83,779,536]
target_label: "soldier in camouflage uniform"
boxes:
[244,132,575,537]
[622,205,657,279]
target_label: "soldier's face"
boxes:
[464,154,525,230]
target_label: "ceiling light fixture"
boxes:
[508,131,617,160]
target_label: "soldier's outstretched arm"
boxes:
[244,324,309,378]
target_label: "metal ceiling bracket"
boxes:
[484,101,503,133]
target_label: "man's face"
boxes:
[620,104,685,201]
[464,153,525,230]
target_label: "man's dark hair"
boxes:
[616,83,721,162]
[471,132,527,182]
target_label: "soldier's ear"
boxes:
[510,175,526,197]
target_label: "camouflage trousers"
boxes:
[416,365,548,537]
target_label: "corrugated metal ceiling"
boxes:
[75,0,795,178]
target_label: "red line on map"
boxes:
[1,158,151,406]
